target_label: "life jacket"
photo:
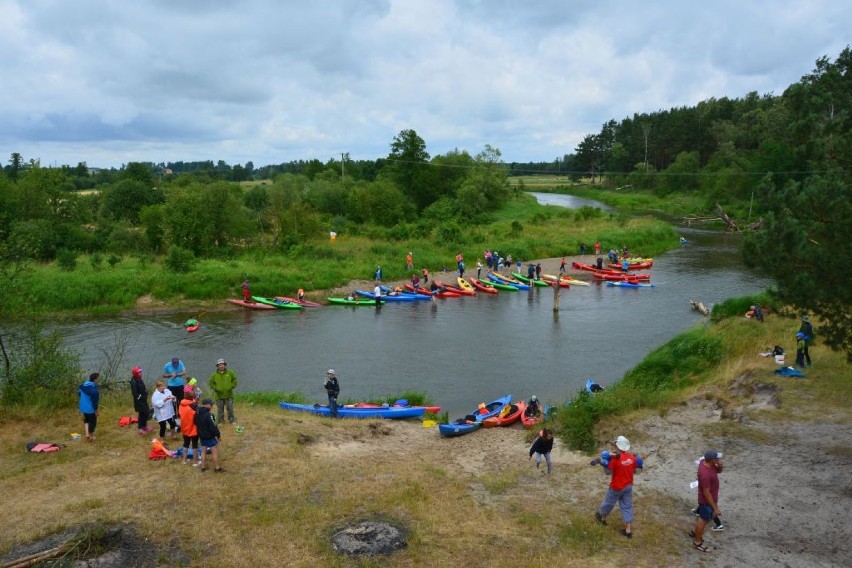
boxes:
[148,438,174,460]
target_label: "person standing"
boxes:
[411,273,421,290]
[535,263,542,280]
[241,278,251,302]
[373,282,382,307]
[130,366,152,435]
[580,242,586,256]
[476,260,483,279]
[691,450,723,553]
[594,241,601,256]
[422,267,429,284]
[179,390,201,466]
[595,435,643,538]
[152,381,178,437]
[78,372,100,442]
[297,288,306,302]
[209,358,238,424]
[529,428,554,474]
[195,398,223,472]
[795,332,807,368]
[324,370,340,418]
[406,251,414,270]
[374,266,382,282]
[559,257,566,274]
[798,315,813,366]
[162,357,187,418]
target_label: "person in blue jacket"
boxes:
[78,372,101,442]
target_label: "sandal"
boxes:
[693,541,710,553]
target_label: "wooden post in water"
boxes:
[553,276,560,312]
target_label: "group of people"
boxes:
[77,356,240,472]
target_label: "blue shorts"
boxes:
[697,504,714,521]
[200,438,218,448]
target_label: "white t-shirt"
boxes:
[374,285,382,297]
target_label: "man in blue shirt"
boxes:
[162,357,187,422]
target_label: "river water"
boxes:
[55,193,770,416]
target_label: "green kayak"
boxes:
[327,297,385,306]
[252,296,303,309]
[511,272,548,286]
[483,278,519,291]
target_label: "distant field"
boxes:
[509,175,593,188]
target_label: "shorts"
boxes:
[697,504,714,521]
[200,438,218,448]
[83,413,98,432]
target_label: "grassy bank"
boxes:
[534,183,711,218]
[10,195,677,315]
[552,302,851,452]
[1,303,848,566]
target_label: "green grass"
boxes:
[12,195,678,314]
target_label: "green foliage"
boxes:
[0,321,81,407]
[90,252,103,271]
[573,206,603,222]
[164,245,195,273]
[510,220,523,236]
[57,249,77,271]
[435,222,462,245]
[237,391,305,406]
[710,292,778,321]
[553,326,724,452]
[107,254,121,269]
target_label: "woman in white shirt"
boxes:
[151,381,177,438]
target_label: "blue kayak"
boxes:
[439,395,512,437]
[279,401,426,419]
[487,273,530,290]
[606,281,655,288]
[355,289,430,302]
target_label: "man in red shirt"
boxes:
[692,449,723,553]
[594,435,644,538]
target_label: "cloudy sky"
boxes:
[1,0,848,169]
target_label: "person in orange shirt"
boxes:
[406,252,413,270]
[297,288,305,302]
[179,390,201,466]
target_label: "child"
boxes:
[195,398,223,472]
[151,381,178,437]
[179,390,201,466]
[78,372,100,442]
[529,428,554,474]
[795,332,806,367]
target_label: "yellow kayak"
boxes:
[456,277,476,293]
[542,273,590,286]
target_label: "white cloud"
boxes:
[0,0,848,167]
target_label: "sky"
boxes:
[1,0,849,169]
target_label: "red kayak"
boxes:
[275,296,323,308]
[226,299,276,310]
[434,280,476,296]
[483,401,526,428]
[592,271,650,282]
[572,261,624,275]
[469,278,499,294]
[609,261,653,270]
[403,284,431,296]
[521,408,544,429]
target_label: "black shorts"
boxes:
[83,413,98,432]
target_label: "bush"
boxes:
[510,220,523,236]
[90,252,104,271]
[164,245,195,273]
[108,254,122,268]
[57,249,78,272]
[435,222,462,245]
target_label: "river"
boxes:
[54,193,770,417]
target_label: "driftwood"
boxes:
[716,203,739,231]
[690,300,710,316]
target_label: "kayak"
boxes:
[279,401,425,419]
[184,319,200,333]
[521,404,553,429]
[489,272,530,290]
[355,289,429,302]
[469,278,499,294]
[226,299,277,310]
[586,379,606,394]
[606,281,656,288]
[572,261,625,275]
[542,273,589,287]
[275,296,323,308]
[482,401,526,428]
[327,297,384,306]
[349,401,441,414]
[610,261,653,270]
[592,271,651,282]
[439,395,512,437]
[404,284,433,296]
[435,280,476,296]
[252,296,303,309]
[456,278,476,293]
[486,274,525,290]
[511,272,548,287]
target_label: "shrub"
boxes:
[57,249,77,272]
[107,254,122,268]
[90,252,104,271]
[510,220,523,236]
[164,245,195,273]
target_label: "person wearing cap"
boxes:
[324,370,340,418]
[798,315,813,366]
[691,450,724,553]
[162,357,187,420]
[525,395,541,418]
[795,332,807,368]
[595,435,644,538]
[130,366,153,435]
[195,398,223,472]
[209,359,238,424]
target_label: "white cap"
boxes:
[614,435,631,451]
[327,369,334,374]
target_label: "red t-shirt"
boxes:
[697,461,719,505]
[608,451,639,491]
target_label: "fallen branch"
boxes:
[690,300,710,316]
